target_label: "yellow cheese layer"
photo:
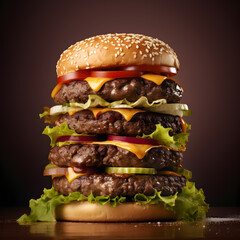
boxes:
[84,77,114,91]
[52,167,87,183]
[51,84,63,98]
[141,74,167,85]
[65,167,87,183]
[88,141,154,159]
[89,108,145,121]
[67,108,145,121]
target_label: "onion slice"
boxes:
[43,167,67,176]
[43,166,98,177]
[56,135,98,143]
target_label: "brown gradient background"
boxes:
[1,0,239,207]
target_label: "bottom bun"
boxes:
[55,201,176,222]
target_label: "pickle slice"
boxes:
[44,164,58,169]
[105,167,157,174]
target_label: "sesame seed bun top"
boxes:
[56,33,180,77]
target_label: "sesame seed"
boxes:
[57,33,177,74]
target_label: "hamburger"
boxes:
[18,33,209,222]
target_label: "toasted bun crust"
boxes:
[56,33,179,77]
[55,201,176,222]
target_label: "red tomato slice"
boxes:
[119,65,177,76]
[56,65,177,85]
[57,70,91,84]
[90,70,142,78]
[107,135,159,145]
[56,135,98,143]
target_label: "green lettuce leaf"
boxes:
[68,95,167,109]
[40,95,191,118]
[17,181,209,223]
[139,124,190,150]
[42,122,86,147]
[43,122,190,149]
[17,188,126,223]
[174,181,209,221]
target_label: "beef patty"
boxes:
[57,110,183,136]
[54,78,182,105]
[53,174,186,197]
[49,144,183,169]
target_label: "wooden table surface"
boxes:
[0,207,240,239]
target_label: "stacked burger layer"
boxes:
[18,33,208,222]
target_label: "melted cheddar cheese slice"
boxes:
[88,141,155,159]
[62,108,145,121]
[65,167,87,183]
[84,77,114,91]
[89,108,145,121]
